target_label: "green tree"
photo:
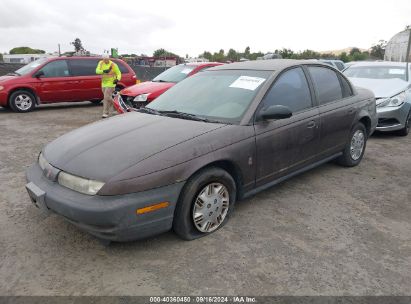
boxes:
[279,48,294,59]
[339,52,349,62]
[227,48,239,61]
[200,51,213,61]
[349,47,361,56]
[244,46,251,58]
[153,48,180,58]
[9,47,45,54]
[71,38,84,52]
[370,40,387,60]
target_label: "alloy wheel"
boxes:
[14,94,33,111]
[350,130,365,160]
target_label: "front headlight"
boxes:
[377,92,406,108]
[0,85,4,91]
[58,171,104,195]
[38,153,49,170]
[133,93,150,102]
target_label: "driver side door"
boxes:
[254,67,321,187]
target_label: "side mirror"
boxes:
[259,105,292,121]
[34,70,44,78]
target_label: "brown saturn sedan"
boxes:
[25,60,377,242]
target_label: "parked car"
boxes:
[25,60,376,242]
[0,57,137,112]
[344,61,411,136]
[319,59,346,71]
[113,62,223,113]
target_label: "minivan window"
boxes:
[308,66,342,104]
[261,67,312,113]
[15,58,48,76]
[69,59,99,76]
[39,60,70,78]
[116,61,130,74]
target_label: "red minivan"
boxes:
[0,57,137,112]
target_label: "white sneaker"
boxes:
[102,114,108,118]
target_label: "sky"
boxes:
[0,0,410,57]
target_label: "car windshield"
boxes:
[344,65,407,80]
[14,58,48,76]
[152,65,196,83]
[147,70,272,124]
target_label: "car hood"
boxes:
[349,77,409,98]
[120,81,175,96]
[43,112,225,182]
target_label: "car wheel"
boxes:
[397,110,410,136]
[337,122,367,167]
[173,167,236,240]
[9,90,36,113]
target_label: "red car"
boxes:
[0,57,137,112]
[113,62,223,113]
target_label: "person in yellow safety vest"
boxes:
[95,54,122,118]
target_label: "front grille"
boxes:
[121,95,147,109]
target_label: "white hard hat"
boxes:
[102,53,109,59]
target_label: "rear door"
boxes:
[34,59,77,102]
[68,58,102,101]
[306,65,357,156]
[254,67,320,187]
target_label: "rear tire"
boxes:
[173,167,236,240]
[397,110,410,136]
[337,122,367,167]
[9,90,36,113]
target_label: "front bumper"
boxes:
[376,102,411,131]
[25,163,185,242]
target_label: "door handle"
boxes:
[307,120,316,128]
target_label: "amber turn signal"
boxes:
[136,202,169,214]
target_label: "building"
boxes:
[2,53,56,64]
[385,29,411,62]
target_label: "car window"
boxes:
[69,59,99,76]
[335,62,345,71]
[16,58,48,76]
[116,61,130,74]
[308,66,343,104]
[39,60,70,78]
[152,65,196,83]
[339,75,353,98]
[260,67,312,113]
[343,66,407,80]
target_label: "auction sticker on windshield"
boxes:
[229,76,266,91]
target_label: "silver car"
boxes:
[344,61,411,136]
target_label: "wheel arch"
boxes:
[358,115,372,136]
[8,87,39,105]
[185,159,244,200]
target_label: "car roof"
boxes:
[207,59,327,71]
[347,61,408,67]
[181,62,223,67]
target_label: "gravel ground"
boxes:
[0,102,410,296]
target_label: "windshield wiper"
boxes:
[7,72,20,76]
[158,110,221,123]
[137,107,161,115]
[152,79,168,83]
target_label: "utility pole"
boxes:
[58,44,61,57]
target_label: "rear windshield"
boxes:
[152,65,196,83]
[15,58,48,75]
[344,66,407,80]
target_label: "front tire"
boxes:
[173,167,236,240]
[397,110,410,136]
[337,122,367,167]
[9,90,36,113]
